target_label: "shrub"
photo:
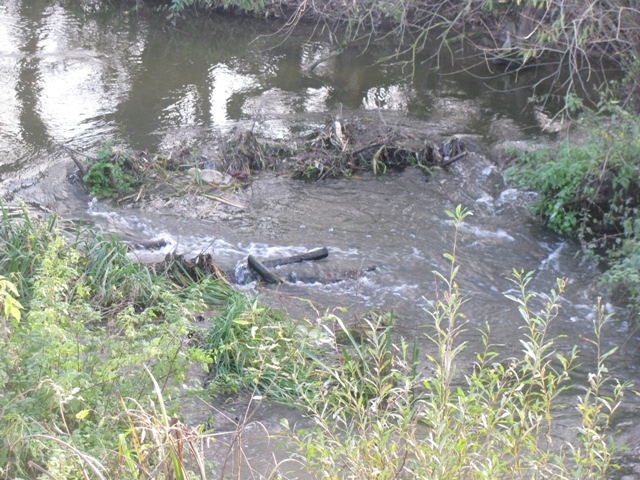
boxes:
[0,205,628,478]
[285,206,626,479]
[505,103,640,311]
[0,207,227,478]
[83,143,141,199]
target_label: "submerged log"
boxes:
[248,255,283,284]
[262,247,329,269]
[288,265,376,284]
[125,239,168,251]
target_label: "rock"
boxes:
[187,168,224,185]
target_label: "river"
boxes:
[1,1,639,478]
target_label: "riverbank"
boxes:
[2,1,640,477]
[505,104,640,320]
[0,204,629,478]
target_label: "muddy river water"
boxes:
[1,1,640,477]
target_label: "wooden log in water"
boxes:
[248,255,283,284]
[261,247,329,269]
[125,239,168,251]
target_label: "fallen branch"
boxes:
[248,255,283,284]
[349,142,386,157]
[63,146,87,177]
[262,247,329,268]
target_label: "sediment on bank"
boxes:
[67,116,467,208]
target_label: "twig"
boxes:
[63,146,87,177]
[349,142,386,157]
[28,435,106,480]
[201,193,245,209]
[304,47,344,73]
[27,462,57,480]
[440,151,469,168]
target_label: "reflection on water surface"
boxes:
[1,2,639,476]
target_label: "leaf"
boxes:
[233,319,252,325]
[76,409,90,420]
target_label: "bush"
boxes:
[198,289,313,397]
[0,205,628,478]
[0,207,227,478]
[505,104,640,310]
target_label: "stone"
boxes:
[188,168,224,185]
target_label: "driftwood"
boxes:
[248,255,283,284]
[63,146,87,176]
[262,247,329,269]
[247,247,329,284]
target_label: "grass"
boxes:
[0,205,230,478]
[0,204,629,478]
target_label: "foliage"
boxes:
[115,369,209,479]
[0,204,629,478]
[168,0,267,17]
[198,289,312,397]
[0,207,228,478]
[83,142,141,199]
[505,103,640,310]
[285,205,626,479]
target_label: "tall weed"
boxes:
[0,208,228,478]
[286,206,626,479]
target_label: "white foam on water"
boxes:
[87,198,154,235]
[459,223,515,242]
[539,243,565,271]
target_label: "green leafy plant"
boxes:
[115,367,208,479]
[0,202,629,479]
[199,290,312,397]
[83,143,141,198]
[505,103,640,312]
[285,205,626,479]
[0,207,229,478]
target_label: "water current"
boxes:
[1,1,640,477]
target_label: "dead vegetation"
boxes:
[69,116,466,211]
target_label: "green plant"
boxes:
[285,205,626,479]
[115,367,208,479]
[504,142,595,234]
[83,143,141,198]
[199,290,312,398]
[0,276,23,334]
[505,103,640,312]
[0,208,230,478]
